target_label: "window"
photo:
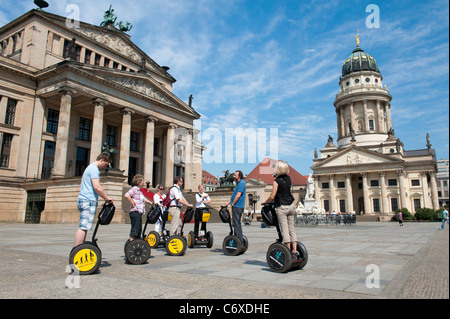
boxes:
[105,125,117,147]
[0,133,13,168]
[337,181,345,188]
[46,109,59,134]
[323,200,330,212]
[130,131,139,152]
[78,117,91,141]
[75,147,89,177]
[370,180,379,187]
[84,49,92,64]
[339,200,346,213]
[391,198,399,212]
[94,54,101,66]
[41,141,55,179]
[104,58,110,68]
[373,199,380,212]
[154,138,160,157]
[414,199,421,211]
[411,180,420,187]
[322,182,329,189]
[388,179,398,186]
[369,119,375,131]
[5,98,17,125]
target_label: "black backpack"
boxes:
[98,202,116,225]
[261,203,278,227]
[183,206,195,224]
[146,205,162,224]
[219,206,231,224]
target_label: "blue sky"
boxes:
[1,0,449,178]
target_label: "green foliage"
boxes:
[414,208,439,221]
[395,208,414,220]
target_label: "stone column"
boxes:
[329,175,336,213]
[144,116,158,186]
[340,108,345,137]
[376,100,384,133]
[183,129,194,191]
[398,170,409,210]
[345,173,354,213]
[119,108,134,177]
[361,172,371,214]
[350,103,355,133]
[314,175,320,202]
[429,172,440,210]
[90,98,108,163]
[386,102,392,131]
[164,123,177,187]
[379,171,388,214]
[363,100,369,132]
[53,88,76,177]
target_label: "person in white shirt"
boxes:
[194,185,211,239]
[169,176,193,236]
[153,184,165,234]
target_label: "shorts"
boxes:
[77,200,98,231]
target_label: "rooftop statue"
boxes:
[100,5,117,27]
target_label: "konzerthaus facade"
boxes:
[0,9,202,223]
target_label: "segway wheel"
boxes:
[166,235,187,256]
[187,231,195,248]
[146,231,160,248]
[240,235,249,254]
[125,239,151,265]
[266,243,293,273]
[223,235,242,256]
[291,241,308,270]
[206,231,214,248]
[69,243,102,276]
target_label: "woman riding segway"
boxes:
[188,185,214,248]
[261,161,308,272]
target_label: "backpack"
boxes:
[219,206,230,224]
[162,186,176,208]
[261,203,277,227]
[146,205,161,224]
[98,202,115,225]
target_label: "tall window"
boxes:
[373,199,380,212]
[391,198,399,212]
[414,199,421,211]
[339,200,346,213]
[75,147,89,177]
[0,133,12,168]
[369,119,375,131]
[130,131,139,152]
[46,109,59,134]
[5,98,17,125]
[78,117,91,141]
[41,141,56,179]
[106,125,117,147]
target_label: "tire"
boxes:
[266,243,292,273]
[188,231,195,248]
[222,235,242,256]
[125,239,151,265]
[294,241,308,270]
[240,235,249,254]
[206,231,214,248]
[166,235,187,256]
[69,242,102,276]
[146,231,160,249]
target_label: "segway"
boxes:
[69,202,115,275]
[123,210,151,265]
[188,208,214,249]
[219,206,248,256]
[143,205,168,249]
[165,206,194,256]
[261,203,308,273]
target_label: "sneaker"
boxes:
[292,251,300,260]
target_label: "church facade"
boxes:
[311,38,439,219]
[0,9,202,223]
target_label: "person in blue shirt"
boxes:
[226,170,246,242]
[74,154,113,247]
[440,207,449,230]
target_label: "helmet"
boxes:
[261,203,277,227]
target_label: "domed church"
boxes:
[311,34,439,219]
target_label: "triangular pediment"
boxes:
[313,146,404,169]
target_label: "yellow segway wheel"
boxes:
[69,243,101,275]
[166,235,187,256]
[146,231,160,248]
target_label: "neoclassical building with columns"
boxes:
[311,39,439,219]
[0,9,202,223]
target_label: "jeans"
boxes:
[441,218,449,229]
[232,206,244,241]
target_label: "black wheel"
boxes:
[146,231,160,248]
[222,235,242,256]
[125,239,151,265]
[206,231,214,248]
[240,235,249,254]
[69,242,102,276]
[292,241,308,270]
[166,235,187,256]
[187,231,195,248]
[266,243,292,273]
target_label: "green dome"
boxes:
[342,47,380,77]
